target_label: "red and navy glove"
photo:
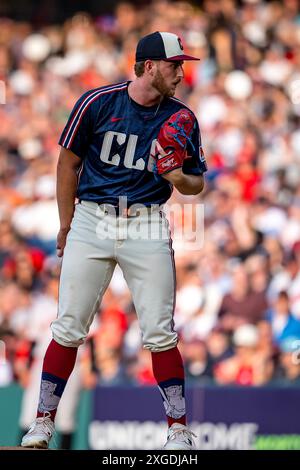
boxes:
[153,108,196,175]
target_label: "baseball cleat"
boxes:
[163,423,196,450]
[21,412,55,449]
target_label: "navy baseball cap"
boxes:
[136,31,200,62]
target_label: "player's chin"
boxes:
[166,87,176,97]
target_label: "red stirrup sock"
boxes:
[151,346,186,427]
[36,339,78,422]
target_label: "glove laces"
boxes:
[168,114,196,151]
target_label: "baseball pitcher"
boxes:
[21,31,207,450]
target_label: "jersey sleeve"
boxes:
[182,118,207,175]
[58,91,95,159]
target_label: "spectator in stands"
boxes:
[265,291,300,346]
[214,324,274,386]
[217,264,268,332]
[276,337,300,386]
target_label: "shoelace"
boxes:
[169,427,197,443]
[31,412,54,437]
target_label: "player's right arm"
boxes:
[56,147,82,257]
[56,90,95,256]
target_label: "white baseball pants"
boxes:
[51,201,178,352]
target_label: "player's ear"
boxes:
[144,59,156,76]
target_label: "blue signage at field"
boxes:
[89,386,300,450]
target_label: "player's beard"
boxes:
[152,69,177,98]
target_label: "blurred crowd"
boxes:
[1,0,300,401]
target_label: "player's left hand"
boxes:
[153,108,195,176]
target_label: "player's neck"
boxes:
[128,79,162,107]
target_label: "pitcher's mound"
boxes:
[0,447,49,450]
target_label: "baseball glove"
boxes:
[154,108,196,175]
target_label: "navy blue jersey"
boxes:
[59,81,207,206]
